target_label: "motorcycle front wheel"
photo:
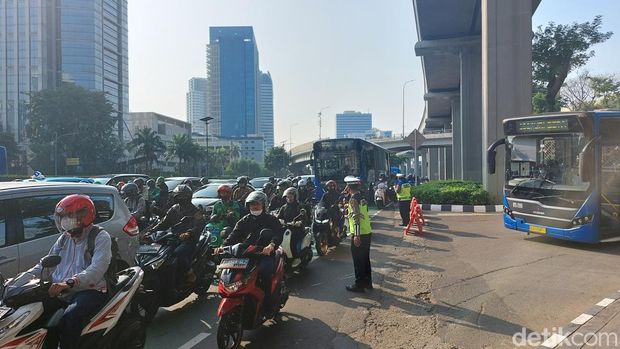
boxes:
[314,231,329,256]
[217,309,244,349]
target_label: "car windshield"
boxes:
[505,133,590,192]
[165,180,183,191]
[193,185,220,198]
[249,178,270,189]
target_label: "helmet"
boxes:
[396,173,405,178]
[245,191,268,211]
[407,174,414,180]
[263,182,274,193]
[217,184,232,197]
[237,176,248,185]
[379,173,387,181]
[277,179,292,190]
[133,177,145,187]
[326,180,338,191]
[172,184,193,205]
[298,178,307,187]
[54,195,96,236]
[116,181,126,189]
[283,187,298,201]
[120,182,139,198]
[344,176,362,185]
[200,177,209,185]
[146,179,155,188]
[156,176,165,185]
[268,176,275,183]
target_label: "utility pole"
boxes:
[402,79,415,138]
[200,116,213,177]
[317,106,329,140]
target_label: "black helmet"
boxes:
[200,177,209,185]
[237,176,248,184]
[146,179,155,188]
[263,182,274,193]
[277,179,292,190]
[120,182,139,198]
[172,184,193,205]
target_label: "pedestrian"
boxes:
[344,176,373,293]
[395,173,412,226]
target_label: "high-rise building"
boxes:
[336,111,372,139]
[0,0,129,143]
[206,26,259,138]
[258,71,274,152]
[186,77,208,138]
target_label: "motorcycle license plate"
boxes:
[0,306,11,319]
[138,243,161,254]
[218,258,249,269]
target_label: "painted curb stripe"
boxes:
[417,204,503,213]
[571,314,593,325]
[541,333,567,348]
[596,298,615,307]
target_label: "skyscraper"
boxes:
[258,71,274,152]
[206,26,259,138]
[186,77,208,137]
[336,111,372,138]
[0,0,129,143]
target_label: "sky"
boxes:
[128,0,620,149]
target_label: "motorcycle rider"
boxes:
[319,180,344,236]
[276,187,309,257]
[29,195,112,349]
[210,184,241,229]
[263,182,276,204]
[200,177,209,187]
[133,177,148,199]
[232,176,254,203]
[149,184,205,284]
[146,179,160,203]
[152,176,170,216]
[121,183,146,225]
[270,179,291,211]
[216,191,284,317]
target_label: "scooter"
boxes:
[281,211,313,273]
[312,203,344,256]
[216,242,289,349]
[133,218,217,322]
[374,182,387,209]
[0,255,146,349]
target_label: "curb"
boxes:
[540,290,620,348]
[419,204,503,213]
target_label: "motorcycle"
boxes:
[133,218,217,322]
[280,211,313,273]
[374,182,388,209]
[312,202,344,256]
[0,255,146,349]
[216,242,289,349]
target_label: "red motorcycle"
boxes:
[215,243,289,349]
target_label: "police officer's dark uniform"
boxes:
[344,176,373,292]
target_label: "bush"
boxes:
[411,180,490,205]
[0,175,29,182]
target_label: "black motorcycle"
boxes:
[312,202,344,256]
[133,218,217,322]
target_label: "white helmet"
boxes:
[245,191,269,211]
[282,187,299,201]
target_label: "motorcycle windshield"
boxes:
[1,271,40,301]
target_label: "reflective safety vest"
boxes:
[347,194,372,236]
[396,182,412,201]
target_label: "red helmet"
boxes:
[54,194,96,235]
[217,184,232,197]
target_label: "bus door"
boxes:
[599,117,620,237]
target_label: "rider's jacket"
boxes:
[151,203,205,242]
[224,212,284,248]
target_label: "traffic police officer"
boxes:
[344,176,373,293]
[395,173,412,226]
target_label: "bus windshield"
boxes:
[505,132,590,192]
[315,148,360,180]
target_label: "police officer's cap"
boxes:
[344,176,361,185]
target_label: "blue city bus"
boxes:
[311,138,390,191]
[487,111,620,243]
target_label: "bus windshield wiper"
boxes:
[510,178,554,194]
[531,195,576,205]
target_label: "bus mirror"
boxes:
[486,138,505,175]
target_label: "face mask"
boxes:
[60,216,79,232]
[250,209,262,216]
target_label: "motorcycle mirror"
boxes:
[41,255,61,269]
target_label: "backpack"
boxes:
[58,225,120,290]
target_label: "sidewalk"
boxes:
[541,291,620,348]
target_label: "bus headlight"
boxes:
[572,215,593,226]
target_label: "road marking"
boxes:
[570,313,593,325]
[311,282,324,287]
[541,333,567,348]
[596,298,615,307]
[337,273,355,280]
[178,332,211,349]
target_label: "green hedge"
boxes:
[0,175,29,182]
[411,180,490,205]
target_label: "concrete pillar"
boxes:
[446,146,453,179]
[451,98,463,179]
[460,45,483,182]
[430,148,439,180]
[421,149,428,179]
[482,0,533,200]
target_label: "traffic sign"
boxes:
[66,157,80,166]
[405,129,426,149]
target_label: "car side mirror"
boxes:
[41,255,61,269]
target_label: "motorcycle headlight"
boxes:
[0,311,30,340]
[150,258,166,270]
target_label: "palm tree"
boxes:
[127,127,166,173]
[230,144,240,160]
[168,134,193,174]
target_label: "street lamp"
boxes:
[402,79,415,138]
[317,106,329,140]
[200,116,214,177]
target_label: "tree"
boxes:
[26,84,123,175]
[127,127,166,173]
[264,146,290,176]
[561,71,620,111]
[225,158,267,178]
[532,16,613,112]
[0,132,22,173]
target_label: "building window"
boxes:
[157,123,166,135]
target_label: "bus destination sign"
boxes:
[516,118,570,134]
